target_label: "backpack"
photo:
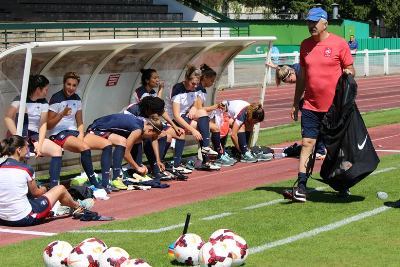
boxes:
[68,185,94,200]
[319,74,379,191]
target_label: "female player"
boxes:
[4,75,63,188]
[0,135,93,227]
[47,72,113,191]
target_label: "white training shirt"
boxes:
[166,82,197,118]
[48,90,82,136]
[0,158,35,221]
[11,96,49,134]
[224,100,250,119]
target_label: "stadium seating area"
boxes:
[0,0,184,22]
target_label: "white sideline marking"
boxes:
[0,228,56,236]
[243,187,328,210]
[372,167,396,175]
[249,206,391,254]
[201,212,233,221]
[70,223,185,234]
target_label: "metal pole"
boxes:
[383,48,389,75]
[251,40,273,146]
[363,49,369,76]
[16,47,33,136]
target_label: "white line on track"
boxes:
[0,228,56,236]
[249,206,392,254]
[376,149,400,153]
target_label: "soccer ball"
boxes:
[209,229,237,242]
[43,240,72,267]
[121,258,152,266]
[67,237,108,267]
[198,241,233,267]
[99,247,130,267]
[216,234,248,267]
[174,233,204,265]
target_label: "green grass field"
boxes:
[1,153,399,266]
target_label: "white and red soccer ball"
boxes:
[43,240,72,267]
[209,229,249,267]
[174,233,205,266]
[198,241,233,267]
[67,237,108,267]
[99,247,130,267]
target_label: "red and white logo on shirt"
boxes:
[324,47,332,57]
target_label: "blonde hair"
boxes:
[63,72,80,84]
[275,65,293,86]
[185,65,201,81]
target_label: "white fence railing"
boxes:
[221,49,400,88]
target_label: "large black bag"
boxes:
[319,74,379,191]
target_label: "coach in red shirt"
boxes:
[287,7,355,202]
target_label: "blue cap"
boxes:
[306,7,328,21]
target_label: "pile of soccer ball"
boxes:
[173,229,248,266]
[43,237,152,267]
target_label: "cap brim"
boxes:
[306,16,320,22]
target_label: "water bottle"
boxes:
[274,152,287,159]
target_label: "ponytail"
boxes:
[0,135,26,157]
[200,64,216,80]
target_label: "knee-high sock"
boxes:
[158,136,167,159]
[80,149,99,187]
[143,138,160,174]
[112,145,125,179]
[162,141,171,160]
[197,116,210,148]
[173,139,185,167]
[130,142,143,166]
[100,145,112,187]
[220,135,228,152]
[238,132,248,154]
[49,156,62,188]
[211,132,222,155]
[245,131,252,146]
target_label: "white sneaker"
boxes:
[173,165,193,174]
[201,147,218,156]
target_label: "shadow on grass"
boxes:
[384,201,400,208]
[254,186,365,203]
[170,259,192,266]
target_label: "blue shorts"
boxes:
[27,130,39,153]
[87,129,111,139]
[173,114,192,129]
[49,130,80,147]
[0,196,51,227]
[301,109,326,139]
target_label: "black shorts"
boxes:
[27,130,39,153]
[0,196,52,227]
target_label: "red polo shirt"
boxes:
[300,33,353,112]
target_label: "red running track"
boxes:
[217,74,400,128]
[1,75,400,246]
